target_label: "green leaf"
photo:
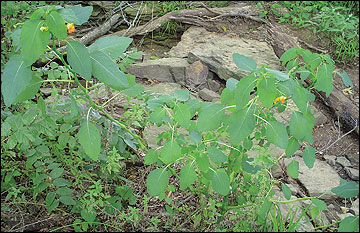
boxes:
[67,41,92,81]
[81,208,96,223]
[197,103,225,132]
[265,68,289,81]
[174,103,190,128]
[310,206,320,219]
[90,50,129,91]
[196,153,210,172]
[38,96,46,116]
[146,168,170,196]
[53,178,71,187]
[331,181,359,198]
[59,5,93,25]
[56,187,73,196]
[281,183,291,200]
[185,99,200,117]
[159,140,182,165]
[286,138,299,157]
[233,53,257,72]
[77,121,101,161]
[314,63,334,97]
[208,147,227,163]
[265,120,288,149]
[88,36,132,59]
[302,146,315,168]
[69,95,80,118]
[180,163,197,190]
[286,160,299,179]
[46,10,67,40]
[226,78,239,90]
[338,216,359,232]
[212,169,230,196]
[37,181,50,193]
[50,167,64,179]
[149,107,166,125]
[30,8,46,20]
[311,198,327,211]
[144,149,159,165]
[280,47,298,65]
[15,75,43,104]
[1,55,33,107]
[48,199,59,212]
[221,88,234,106]
[234,75,257,110]
[59,195,76,205]
[46,192,56,207]
[289,111,313,143]
[293,86,308,113]
[20,19,50,66]
[229,104,255,145]
[173,89,190,102]
[302,50,322,70]
[257,76,277,108]
[190,131,201,145]
[337,71,353,88]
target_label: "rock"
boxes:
[346,154,359,164]
[168,26,280,80]
[345,167,359,181]
[40,88,55,97]
[336,156,352,167]
[185,60,209,91]
[143,124,169,149]
[207,79,221,93]
[285,156,341,200]
[124,4,155,21]
[352,198,359,216]
[309,104,328,125]
[127,58,189,82]
[143,82,183,96]
[323,155,336,166]
[198,88,220,102]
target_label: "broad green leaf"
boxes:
[314,63,334,97]
[226,78,239,90]
[185,99,200,117]
[1,55,33,107]
[229,104,255,145]
[280,47,298,65]
[310,206,320,219]
[311,199,327,211]
[241,158,261,174]
[88,36,132,59]
[48,200,59,212]
[37,181,50,193]
[196,153,210,172]
[289,111,313,143]
[81,208,96,223]
[286,137,299,157]
[257,76,277,108]
[173,89,190,102]
[20,19,50,66]
[67,41,92,80]
[338,216,359,232]
[90,50,129,91]
[212,169,230,196]
[208,147,227,163]
[337,71,353,88]
[46,10,67,40]
[53,178,71,187]
[59,5,93,25]
[144,149,159,165]
[30,8,46,20]
[180,163,197,190]
[50,167,64,179]
[149,107,166,125]
[56,187,73,196]
[38,96,46,116]
[46,192,56,208]
[77,121,101,161]
[265,68,289,81]
[159,140,181,165]
[303,146,315,168]
[69,95,80,118]
[302,50,322,70]
[277,79,298,96]
[174,103,190,128]
[331,181,359,198]
[249,185,260,196]
[265,120,288,149]
[59,195,76,205]
[234,74,257,110]
[16,75,42,104]
[190,131,201,145]
[293,86,308,113]
[146,168,170,196]
[281,183,291,200]
[123,74,144,97]
[221,88,234,106]
[197,103,225,132]
[286,160,299,179]
[233,53,257,72]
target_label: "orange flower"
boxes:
[66,23,75,34]
[274,96,286,104]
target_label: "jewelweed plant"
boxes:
[1,3,359,232]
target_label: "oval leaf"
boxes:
[208,147,227,163]
[265,120,289,149]
[46,10,67,40]
[146,168,170,196]
[59,195,76,205]
[174,103,191,128]
[281,183,291,200]
[59,5,93,25]
[197,103,225,132]
[180,163,197,190]
[212,169,230,196]
[88,36,132,59]
[67,41,92,80]
[257,76,277,108]
[303,146,315,168]
[233,53,257,72]
[77,121,101,161]
[234,74,257,110]
[331,181,359,198]
[159,140,181,165]
[229,104,255,145]
[286,160,299,179]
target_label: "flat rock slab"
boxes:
[285,156,341,200]
[169,26,280,80]
[143,82,183,95]
[127,58,189,82]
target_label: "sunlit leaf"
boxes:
[77,121,101,161]
[180,163,197,190]
[146,168,170,196]
[67,41,92,80]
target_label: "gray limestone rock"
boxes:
[198,88,220,102]
[126,58,189,82]
[143,82,182,95]
[336,156,352,167]
[352,198,359,216]
[324,155,336,166]
[345,167,359,181]
[185,60,209,91]
[346,154,359,164]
